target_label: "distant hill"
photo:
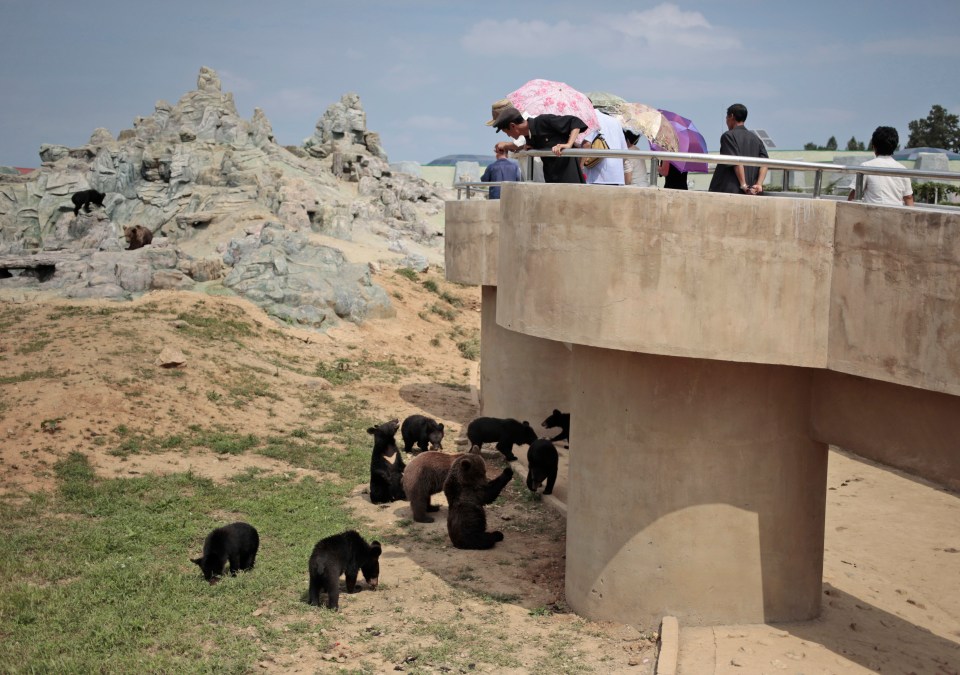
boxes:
[427,154,497,167]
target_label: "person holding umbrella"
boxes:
[493,106,587,184]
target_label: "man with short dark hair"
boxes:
[493,106,587,184]
[847,126,914,206]
[480,147,522,199]
[708,103,768,194]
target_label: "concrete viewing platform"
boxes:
[445,183,960,629]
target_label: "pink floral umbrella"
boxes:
[506,79,599,135]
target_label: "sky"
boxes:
[1,0,959,168]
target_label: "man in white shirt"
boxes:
[582,110,627,185]
[848,126,914,206]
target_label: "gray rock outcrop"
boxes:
[0,66,452,327]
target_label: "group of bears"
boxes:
[369,410,570,549]
[70,189,153,250]
[190,413,570,610]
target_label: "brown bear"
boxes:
[124,225,153,250]
[402,451,467,523]
[442,454,513,549]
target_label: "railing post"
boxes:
[854,173,864,201]
[649,159,658,186]
[783,169,791,193]
[813,170,823,199]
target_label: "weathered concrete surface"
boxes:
[496,183,836,367]
[565,347,827,626]
[811,370,960,491]
[829,202,960,396]
[444,200,500,286]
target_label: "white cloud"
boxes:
[461,4,742,66]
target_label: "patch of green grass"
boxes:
[395,267,419,281]
[174,308,257,343]
[0,368,63,385]
[439,291,462,307]
[0,453,373,673]
[16,332,52,355]
[315,358,362,385]
[421,279,439,294]
[429,304,457,321]
[454,329,480,361]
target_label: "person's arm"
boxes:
[480,165,492,183]
[735,165,748,192]
[495,141,525,155]
[658,160,670,177]
[903,194,914,206]
[554,126,583,156]
[848,189,857,201]
[751,142,769,194]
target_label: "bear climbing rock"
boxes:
[71,189,106,216]
[400,414,445,454]
[541,409,570,444]
[191,521,259,584]
[443,454,513,550]
[402,451,467,523]
[124,225,153,250]
[526,438,558,495]
[368,422,406,504]
[307,530,381,610]
[466,416,538,461]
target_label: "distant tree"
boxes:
[907,105,960,151]
[846,136,865,151]
[825,136,838,151]
[803,142,819,150]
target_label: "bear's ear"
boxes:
[522,421,530,427]
[369,542,383,558]
[553,409,561,415]
[438,423,444,431]
[191,557,204,567]
[367,426,377,435]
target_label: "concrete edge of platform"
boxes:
[656,616,680,675]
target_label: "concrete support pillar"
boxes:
[479,285,572,426]
[565,346,828,626]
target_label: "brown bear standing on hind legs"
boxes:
[442,454,513,549]
[403,451,473,523]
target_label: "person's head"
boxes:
[726,103,748,129]
[494,146,508,159]
[870,126,899,156]
[493,106,527,140]
[485,98,512,127]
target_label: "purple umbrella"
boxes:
[652,109,709,173]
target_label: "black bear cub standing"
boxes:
[466,416,538,461]
[368,422,406,504]
[191,521,259,584]
[400,414,445,454]
[527,439,559,495]
[71,189,106,216]
[308,530,382,610]
[443,454,513,550]
[541,409,570,444]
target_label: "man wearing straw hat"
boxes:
[492,105,587,184]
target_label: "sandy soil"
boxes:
[0,272,657,673]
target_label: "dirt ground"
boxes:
[2,264,959,673]
[0,271,657,673]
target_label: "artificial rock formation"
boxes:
[0,66,449,326]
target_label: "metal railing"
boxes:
[454,148,959,201]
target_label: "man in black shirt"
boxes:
[493,106,587,184]
[708,103,768,195]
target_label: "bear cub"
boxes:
[541,409,570,444]
[466,416,538,461]
[71,189,106,216]
[191,521,259,584]
[402,451,466,523]
[400,414,445,454]
[308,530,381,611]
[527,438,559,495]
[368,422,406,504]
[124,225,153,250]
[443,454,513,549]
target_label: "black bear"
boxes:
[443,454,513,549]
[71,189,106,216]
[307,530,381,610]
[368,422,406,504]
[191,521,259,584]
[402,451,468,523]
[526,439,559,495]
[541,409,570,444]
[400,414,445,454]
[466,416,538,461]
[123,225,153,250]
